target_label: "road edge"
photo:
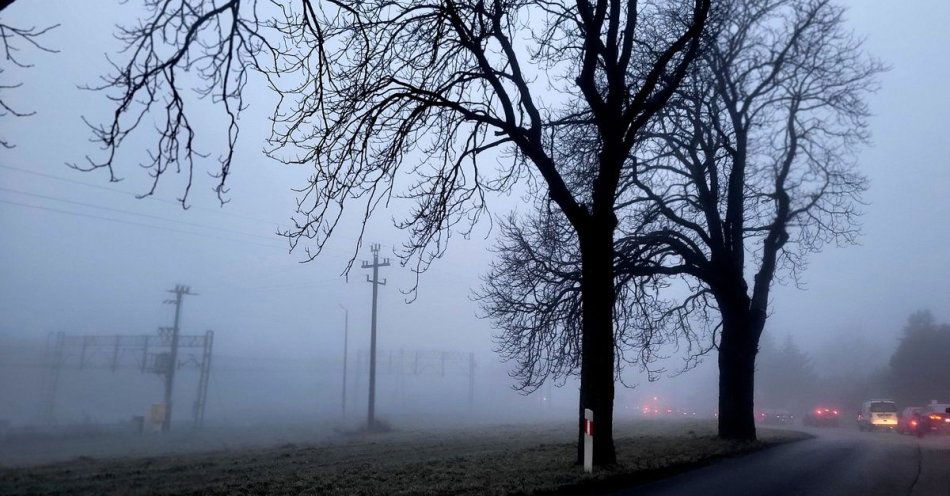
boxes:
[534,430,814,496]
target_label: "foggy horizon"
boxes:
[3,0,948,373]
[1,1,949,494]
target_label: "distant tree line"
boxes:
[755,334,816,412]
[756,310,950,414]
[889,310,950,405]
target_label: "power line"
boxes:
[0,198,367,294]
[0,186,283,242]
[1,197,482,295]
[0,163,278,225]
[0,164,405,257]
[0,198,283,250]
[2,165,394,260]
[229,279,342,293]
[0,166,483,286]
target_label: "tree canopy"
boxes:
[889,310,950,405]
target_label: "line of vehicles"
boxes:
[857,399,950,436]
[756,399,950,436]
[893,402,950,436]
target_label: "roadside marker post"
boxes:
[584,408,594,473]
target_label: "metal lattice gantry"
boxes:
[354,349,476,409]
[38,326,214,429]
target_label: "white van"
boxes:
[858,399,898,431]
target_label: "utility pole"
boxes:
[468,352,476,410]
[39,332,65,424]
[161,284,196,432]
[338,303,349,419]
[192,330,214,429]
[361,244,389,429]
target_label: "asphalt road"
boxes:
[617,426,950,496]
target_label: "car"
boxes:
[919,402,950,435]
[858,400,898,431]
[757,409,794,425]
[896,407,924,435]
[804,407,840,427]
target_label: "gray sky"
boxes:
[1,0,949,393]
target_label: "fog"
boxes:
[1,0,949,472]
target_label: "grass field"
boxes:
[0,419,807,495]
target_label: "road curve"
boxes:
[614,426,950,496]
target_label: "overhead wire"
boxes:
[0,185,284,242]
[0,163,278,225]
[0,165,483,289]
[0,198,283,250]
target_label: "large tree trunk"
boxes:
[717,305,763,440]
[575,217,617,466]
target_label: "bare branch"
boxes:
[0,17,57,148]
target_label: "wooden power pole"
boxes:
[161,284,196,432]
[339,303,349,419]
[362,244,389,429]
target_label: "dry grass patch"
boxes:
[0,420,807,495]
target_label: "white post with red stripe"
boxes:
[583,408,594,473]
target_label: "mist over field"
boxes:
[1,1,949,495]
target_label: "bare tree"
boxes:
[479,203,716,389]
[0,3,57,148]
[480,0,882,441]
[633,0,882,440]
[78,0,711,465]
